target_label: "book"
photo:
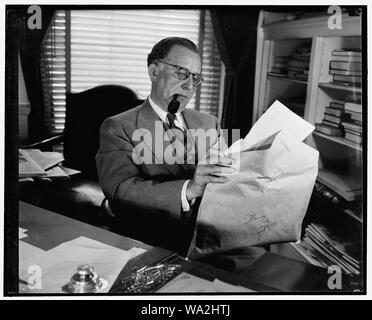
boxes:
[333,74,361,84]
[332,49,361,57]
[322,120,340,128]
[295,73,308,81]
[344,128,361,136]
[273,62,288,69]
[329,101,345,110]
[288,59,310,69]
[325,107,343,117]
[291,52,311,61]
[345,132,362,144]
[345,111,362,122]
[344,102,362,113]
[323,114,343,125]
[271,67,287,74]
[315,123,343,136]
[274,56,289,63]
[19,149,46,178]
[330,81,357,88]
[341,121,362,133]
[330,61,362,71]
[331,55,362,63]
[329,69,362,76]
[267,72,287,78]
[287,66,308,72]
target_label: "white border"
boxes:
[0,0,370,300]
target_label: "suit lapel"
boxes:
[182,109,203,131]
[136,99,181,176]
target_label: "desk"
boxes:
[19,201,275,293]
[19,201,342,293]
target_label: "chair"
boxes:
[20,85,143,226]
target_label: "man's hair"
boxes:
[147,37,200,67]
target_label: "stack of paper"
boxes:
[290,223,360,276]
[19,148,80,182]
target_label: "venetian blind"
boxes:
[41,9,223,135]
[199,10,223,117]
[41,11,67,134]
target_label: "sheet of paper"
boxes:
[19,240,46,262]
[44,165,69,178]
[157,272,255,293]
[24,149,64,170]
[19,227,28,239]
[243,100,315,150]
[19,236,134,294]
[127,247,147,258]
[60,166,81,176]
[19,149,46,177]
[156,272,213,293]
[203,279,255,292]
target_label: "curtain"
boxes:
[211,8,259,138]
[19,6,55,142]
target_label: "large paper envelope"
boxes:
[187,101,319,259]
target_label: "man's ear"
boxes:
[148,63,160,81]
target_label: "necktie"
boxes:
[166,113,194,164]
[166,113,178,130]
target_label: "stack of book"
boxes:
[267,46,311,81]
[315,100,348,137]
[329,49,362,87]
[291,223,360,276]
[19,148,80,182]
[341,101,362,144]
[267,56,289,78]
[287,46,311,81]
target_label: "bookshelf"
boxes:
[253,11,363,288]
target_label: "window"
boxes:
[42,9,224,135]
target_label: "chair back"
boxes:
[63,85,143,179]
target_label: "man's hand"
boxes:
[186,156,236,201]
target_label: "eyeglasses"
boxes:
[157,60,204,87]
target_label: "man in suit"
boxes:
[96,37,266,270]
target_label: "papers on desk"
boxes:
[19,148,81,181]
[157,272,254,293]
[19,236,144,293]
[19,241,46,261]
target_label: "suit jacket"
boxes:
[96,98,220,253]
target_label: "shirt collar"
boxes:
[148,96,184,128]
